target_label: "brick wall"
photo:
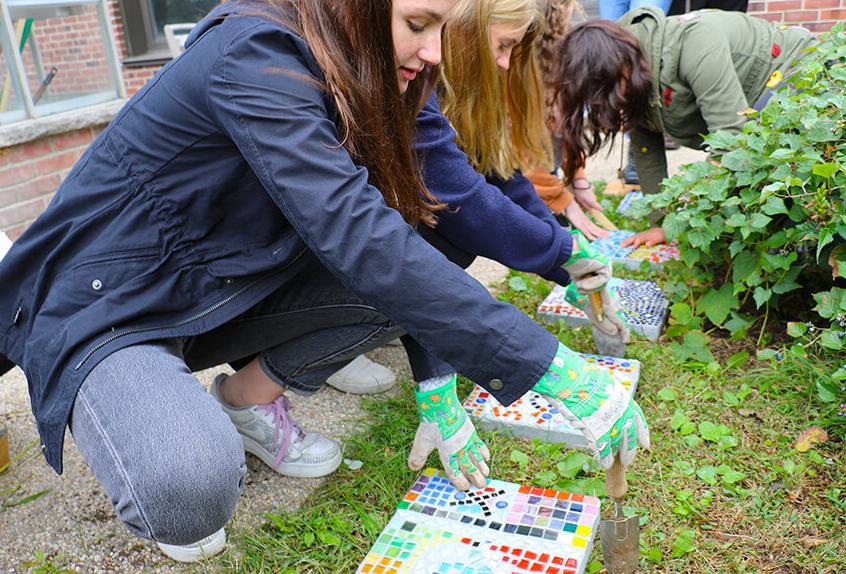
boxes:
[0,128,94,239]
[0,0,158,239]
[749,0,846,31]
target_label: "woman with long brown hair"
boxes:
[0,0,648,562]
[552,8,813,246]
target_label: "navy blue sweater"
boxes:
[415,93,573,286]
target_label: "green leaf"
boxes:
[756,348,779,361]
[787,322,808,337]
[536,470,558,486]
[817,381,837,403]
[670,408,689,431]
[556,453,591,479]
[658,387,679,401]
[812,162,839,178]
[508,276,528,291]
[697,465,718,485]
[726,350,750,369]
[820,330,844,350]
[698,421,727,442]
[674,461,695,476]
[750,213,773,229]
[732,251,758,284]
[671,529,697,558]
[762,196,788,215]
[699,284,737,326]
[670,302,694,326]
[817,228,834,261]
[684,435,701,447]
[813,288,845,318]
[722,470,746,485]
[510,450,529,468]
[753,287,772,308]
[317,529,341,546]
[303,531,315,546]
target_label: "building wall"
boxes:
[0,2,844,239]
[749,0,846,30]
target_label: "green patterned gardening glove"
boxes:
[562,230,612,294]
[563,282,629,341]
[532,343,649,468]
[409,374,490,491]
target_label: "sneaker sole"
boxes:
[156,528,226,563]
[326,377,397,395]
[242,436,343,478]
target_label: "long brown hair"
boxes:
[265,0,444,225]
[551,20,652,183]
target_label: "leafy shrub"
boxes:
[638,26,846,350]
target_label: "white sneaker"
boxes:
[210,375,342,478]
[156,527,226,563]
[325,355,396,395]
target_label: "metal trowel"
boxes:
[588,292,626,358]
[600,459,641,573]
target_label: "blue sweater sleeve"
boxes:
[415,93,572,286]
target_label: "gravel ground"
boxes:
[0,141,702,573]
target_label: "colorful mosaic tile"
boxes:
[616,190,643,215]
[357,469,600,574]
[591,230,679,270]
[462,353,639,447]
[536,279,669,340]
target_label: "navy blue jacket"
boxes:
[0,3,558,473]
[415,94,573,286]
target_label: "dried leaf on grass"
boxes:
[795,426,828,453]
[799,536,827,548]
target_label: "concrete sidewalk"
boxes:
[0,141,704,573]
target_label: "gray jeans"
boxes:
[69,259,451,545]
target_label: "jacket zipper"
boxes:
[74,247,307,371]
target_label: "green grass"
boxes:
[212,192,846,573]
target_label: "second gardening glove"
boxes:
[532,343,649,468]
[563,282,629,341]
[408,374,490,491]
[562,230,612,294]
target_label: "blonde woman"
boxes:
[409,0,647,492]
[415,0,615,306]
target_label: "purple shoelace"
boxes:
[258,395,304,468]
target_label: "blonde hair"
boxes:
[440,0,552,180]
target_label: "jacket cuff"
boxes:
[471,317,560,407]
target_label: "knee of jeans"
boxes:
[130,425,246,545]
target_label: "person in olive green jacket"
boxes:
[551,7,814,245]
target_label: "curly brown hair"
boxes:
[550,19,652,183]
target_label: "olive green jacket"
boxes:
[620,7,815,194]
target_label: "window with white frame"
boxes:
[0,0,125,125]
[119,0,216,61]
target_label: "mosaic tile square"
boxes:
[462,353,639,447]
[616,190,643,215]
[591,230,679,270]
[357,469,600,574]
[536,279,669,340]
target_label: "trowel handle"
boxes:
[588,291,604,322]
[605,458,628,500]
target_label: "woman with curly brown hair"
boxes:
[552,7,813,246]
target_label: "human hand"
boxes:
[564,201,609,240]
[620,227,666,248]
[408,374,490,490]
[572,178,603,212]
[532,343,650,469]
[563,283,628,340]
[562,230,612,294]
